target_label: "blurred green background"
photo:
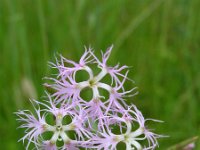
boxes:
[0,0,200,149]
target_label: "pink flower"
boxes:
[62,140,81,150]
[16,46,165,150]
[16,94,91,149]
[41,141,57,150]
[44,75,84,105]
[16,104,47,149]
[50,48,94,79]
[91,45,130,86]
[88,105,163,150]
[46,46,137,119]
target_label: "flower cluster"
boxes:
[16,46,163,150]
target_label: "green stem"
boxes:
[167,136,199,150]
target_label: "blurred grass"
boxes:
[0,0,200,149]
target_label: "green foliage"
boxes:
[0,0,200,149]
